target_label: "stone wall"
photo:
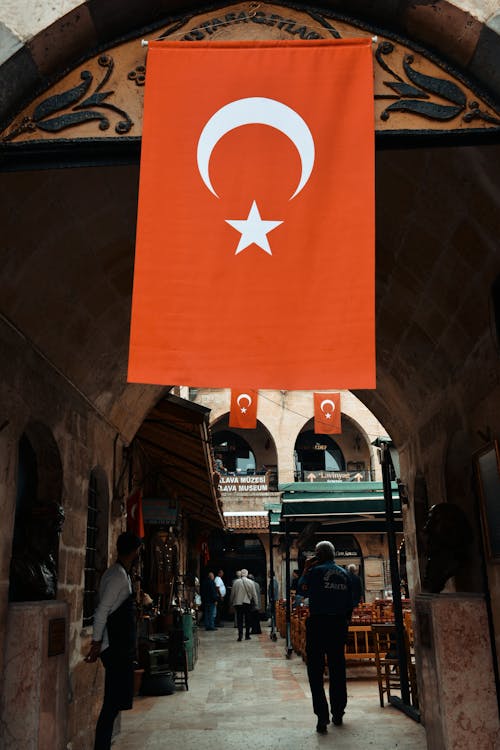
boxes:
[0,320,127,750]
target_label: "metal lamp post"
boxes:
[372,437,419,721]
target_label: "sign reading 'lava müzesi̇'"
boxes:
[219,475,269,493]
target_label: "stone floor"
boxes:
[113,623,428,749]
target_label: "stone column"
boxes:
[0,600,69,750]
[415,593,499,749]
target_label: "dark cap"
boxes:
[117,531,142,556]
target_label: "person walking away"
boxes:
[298,541,353,734]
[214,569,226,627]
[248,573,262,634]
[230,568,257,641]
[347,563,363,618]
[268,572,279,624]
[201,571,218,631]
[85,531,143,750]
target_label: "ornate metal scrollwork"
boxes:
[3,55,133,141]
[128,65,146,87]
[375,42,500,126]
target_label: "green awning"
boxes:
[278,481,402,528]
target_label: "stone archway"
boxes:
[1,3,500,747]
[9,421,64,602]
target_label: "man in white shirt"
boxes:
[85,531,142,750]
[214,569,226,626]
[229,568,258,641]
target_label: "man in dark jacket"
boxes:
[298,541,353,734]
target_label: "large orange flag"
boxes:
[314,392,341,434]
[229,389,258,429]
[128,39,375,389]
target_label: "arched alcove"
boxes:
[211,414,278,475]
[294,426,346,479]
[9,422,64,602]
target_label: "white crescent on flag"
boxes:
[237,392,252,413]
[197,97,315,200]
[320,398,336,419]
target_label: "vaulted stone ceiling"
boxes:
[1,0,500,126]
[2,141,499,444]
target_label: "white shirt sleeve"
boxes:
[92,564,132,647]
[215,576,226,597]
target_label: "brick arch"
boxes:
[0,0,499,127]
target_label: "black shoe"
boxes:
[245,635,251,640]
[237,637,242,641]
[332,713,344,726]
[316,721,328,734]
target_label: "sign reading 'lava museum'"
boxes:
[219,476,269,493]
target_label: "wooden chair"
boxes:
[372,623,403,707]
[371,623,418,708]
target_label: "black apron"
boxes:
[101,585,136,711]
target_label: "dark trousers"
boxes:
[235,603,252,638]
[94,650,134,750]
[250,608,262,634]
[305,614,349,722]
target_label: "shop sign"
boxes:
[219,475,269,493]
[143,498,179,524]
[304,470,366,481]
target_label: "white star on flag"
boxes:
[226,201,283,255]
[241,407,247,413]
[325,413,331,419]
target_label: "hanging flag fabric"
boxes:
[126,488,145,538]
[128,38,375,389]
[229,389,258,429]
[314,392,341,434]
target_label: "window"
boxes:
[213,430,256,474]
[83,468,109,627]
[294,430,345,473]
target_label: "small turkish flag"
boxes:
[314,392,341,434]
[126,488,145,538]
[229,389,258,429]
[128,38,375,389]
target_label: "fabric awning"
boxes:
[134,393,224,528]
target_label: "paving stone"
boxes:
[113,623,427,749]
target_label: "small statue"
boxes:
[9,500,65,601]
[422,503,472,593]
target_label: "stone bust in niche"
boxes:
[422,503,472,594]
[9,500,65,602]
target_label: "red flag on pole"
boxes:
[314,392,341,434]
[229,389,258,429]
[126,488,145,538]
[128,39,375,389]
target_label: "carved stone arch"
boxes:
[0,0,499,133]
[211,414,279,474]
[0,1,499,161]
[340,411,381,475]
[9,421,64,602]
